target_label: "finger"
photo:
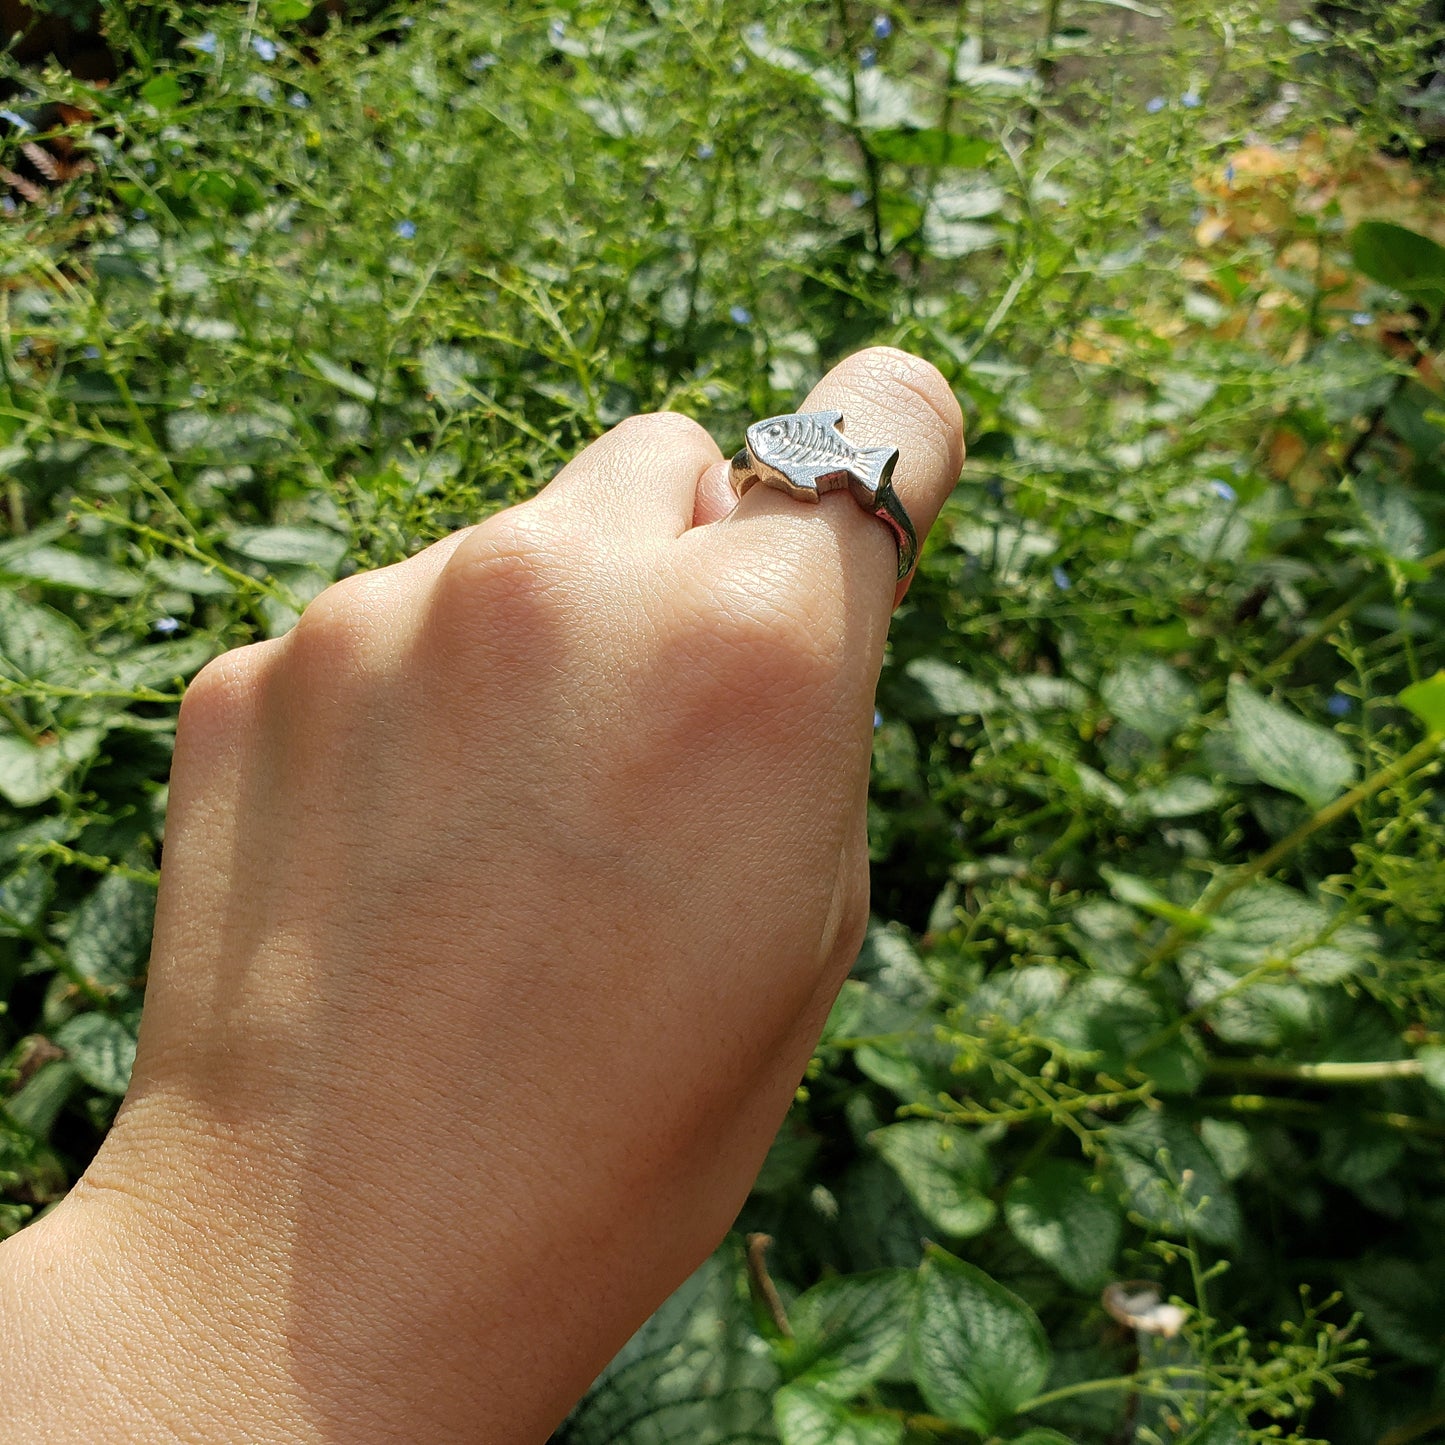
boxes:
[692,458,738,527]
[532,411,724,541]
[704,346,963,612]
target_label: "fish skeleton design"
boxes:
[730,410,900,505]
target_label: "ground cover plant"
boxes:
[2,1,1445,1440]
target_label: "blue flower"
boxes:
[190,382,207,398]
[859,45,878,68]
[696,141,715,160]
[729,304,752,325]
[82,345,100,360]
[1181,90,1202,108]
[1052,565,1072,591]
[395,219,417,239]
[1145,95,1166,113]
[849,189,867,208]
[0,107,33,132]
[470,53,497,72]
[131,207,148,221]
[288,91,310,109]
[1224,162,1235,185]
[1326,693,1352,717]
[1351,311,1373,326]
[872,14,892,38]
[152,617,182,636]
[0,197,16,216]
[251,35,277,62]
[192,31,217,55]
[1209,479,1238,502]
[549,18,566,43]
[252,79,275,103]
[873,708,884,730]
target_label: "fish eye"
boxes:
[767,424,782,437]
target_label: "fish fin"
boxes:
[853,445,899,501]
[810,408,844,431]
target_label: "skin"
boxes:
[0,346,964,1443]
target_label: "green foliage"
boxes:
[0,1,1443,1440]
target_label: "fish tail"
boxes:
[854,445,899,499]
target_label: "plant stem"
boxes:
[1212,1093,1445,1139]
[835,0,885,257]
[1207,1057,1424,1085]
[0,695,41,745]
[1021,1371,1198,1414]
[1269,545,1445,679]
[743,1233,792,1339]
[1379,1405,1445,1445]
[1141,731,1444,976]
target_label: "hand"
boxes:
[1,347,963,1442]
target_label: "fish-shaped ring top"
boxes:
[729,409,918,579]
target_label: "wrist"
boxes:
[2,1105,309,1444]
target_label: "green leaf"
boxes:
[146,556,236,598]
[0,860,55,932]
[1225,678,1356,811]
[870,1122,995,1237]
[1101,658,1197,743]
[1127,775,1223,819]
[909,1247,1050,1432]
[0,727,106,808]
[898,658,999,717]
[54,1012,136,1095]
[0,545,143,596]
[1007,1433,1074,1445]
[1341,1257,1445,1365]
[1352,221,1445,306]
[303,352,379,402]
[787,1270,913,1397]
[267,0,313,18]
[226,525,350,570]
[1108,1109,1241,1247]
[4,1059,78,1139]
[67,873,155,989]
[0,589,86,678]
[1181,880,1373,988]
[141,73,184,111]
[866,129,991,168]
[1418,1045,1445,1098]
[559,1246,780,1444]
[1004,1161,1122,1292]
[1400,672,1445,735]
[774,1384,902,1445]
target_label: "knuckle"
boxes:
[177,641,275,735]
[616,409,714,450]
[283,571,392,676]
[429,504,579,651]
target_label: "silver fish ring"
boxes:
[729,410,918,580]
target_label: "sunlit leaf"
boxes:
[1352,221,1445,307]
[774,1386,901,1445]
[787,1269,913,1397]
[1225,679,1356,811]
[1005,1161,1122,1292]
[1400,672,1445,735]
[870,1122,995,1238]
[55,1012,136,1095]
[909,1247,1050,1432]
